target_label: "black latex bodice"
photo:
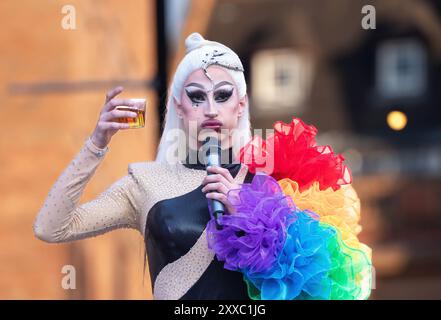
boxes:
[144,147,255,299]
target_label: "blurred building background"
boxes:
[203,0,441,299]
[0,0,159,299]
[0,0,440,299]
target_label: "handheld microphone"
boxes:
[203,136,224,230]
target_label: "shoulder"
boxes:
[128,160,164,173]
[128,160,169,177]
[127,160,180,185]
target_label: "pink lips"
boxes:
[201,120,223,129]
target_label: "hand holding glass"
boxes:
[115,98,146,129]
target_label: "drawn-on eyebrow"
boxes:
[185,81,234,90]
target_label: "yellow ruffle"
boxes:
[278,179,372,260]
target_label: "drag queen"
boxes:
[33,33,372,300]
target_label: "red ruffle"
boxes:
[238,117,352,192]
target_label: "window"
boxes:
[251,49,313,113]
[376,39,427,99]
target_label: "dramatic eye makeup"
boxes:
[184,83,235,105]
[213,87,234,102]
[185,89,206,103]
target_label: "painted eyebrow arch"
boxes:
[184,81,234,90]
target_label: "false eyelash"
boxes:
[185,89,206,103]
[214,88,234,102]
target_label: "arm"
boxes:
[33,136,141,243]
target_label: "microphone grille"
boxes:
[202,136,221,165]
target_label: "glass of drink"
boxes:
[115,98,146,129]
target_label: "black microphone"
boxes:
[203,136,224,230]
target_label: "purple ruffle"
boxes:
[206,172,297,275]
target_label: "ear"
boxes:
[173,96,183,118]
[238,94,247,118]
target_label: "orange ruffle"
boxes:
[278,179,372,260]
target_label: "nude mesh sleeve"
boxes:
[33,137,141,243]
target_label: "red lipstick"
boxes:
[201,120,223,129]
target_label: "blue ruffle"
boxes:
[243,210,338,300]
